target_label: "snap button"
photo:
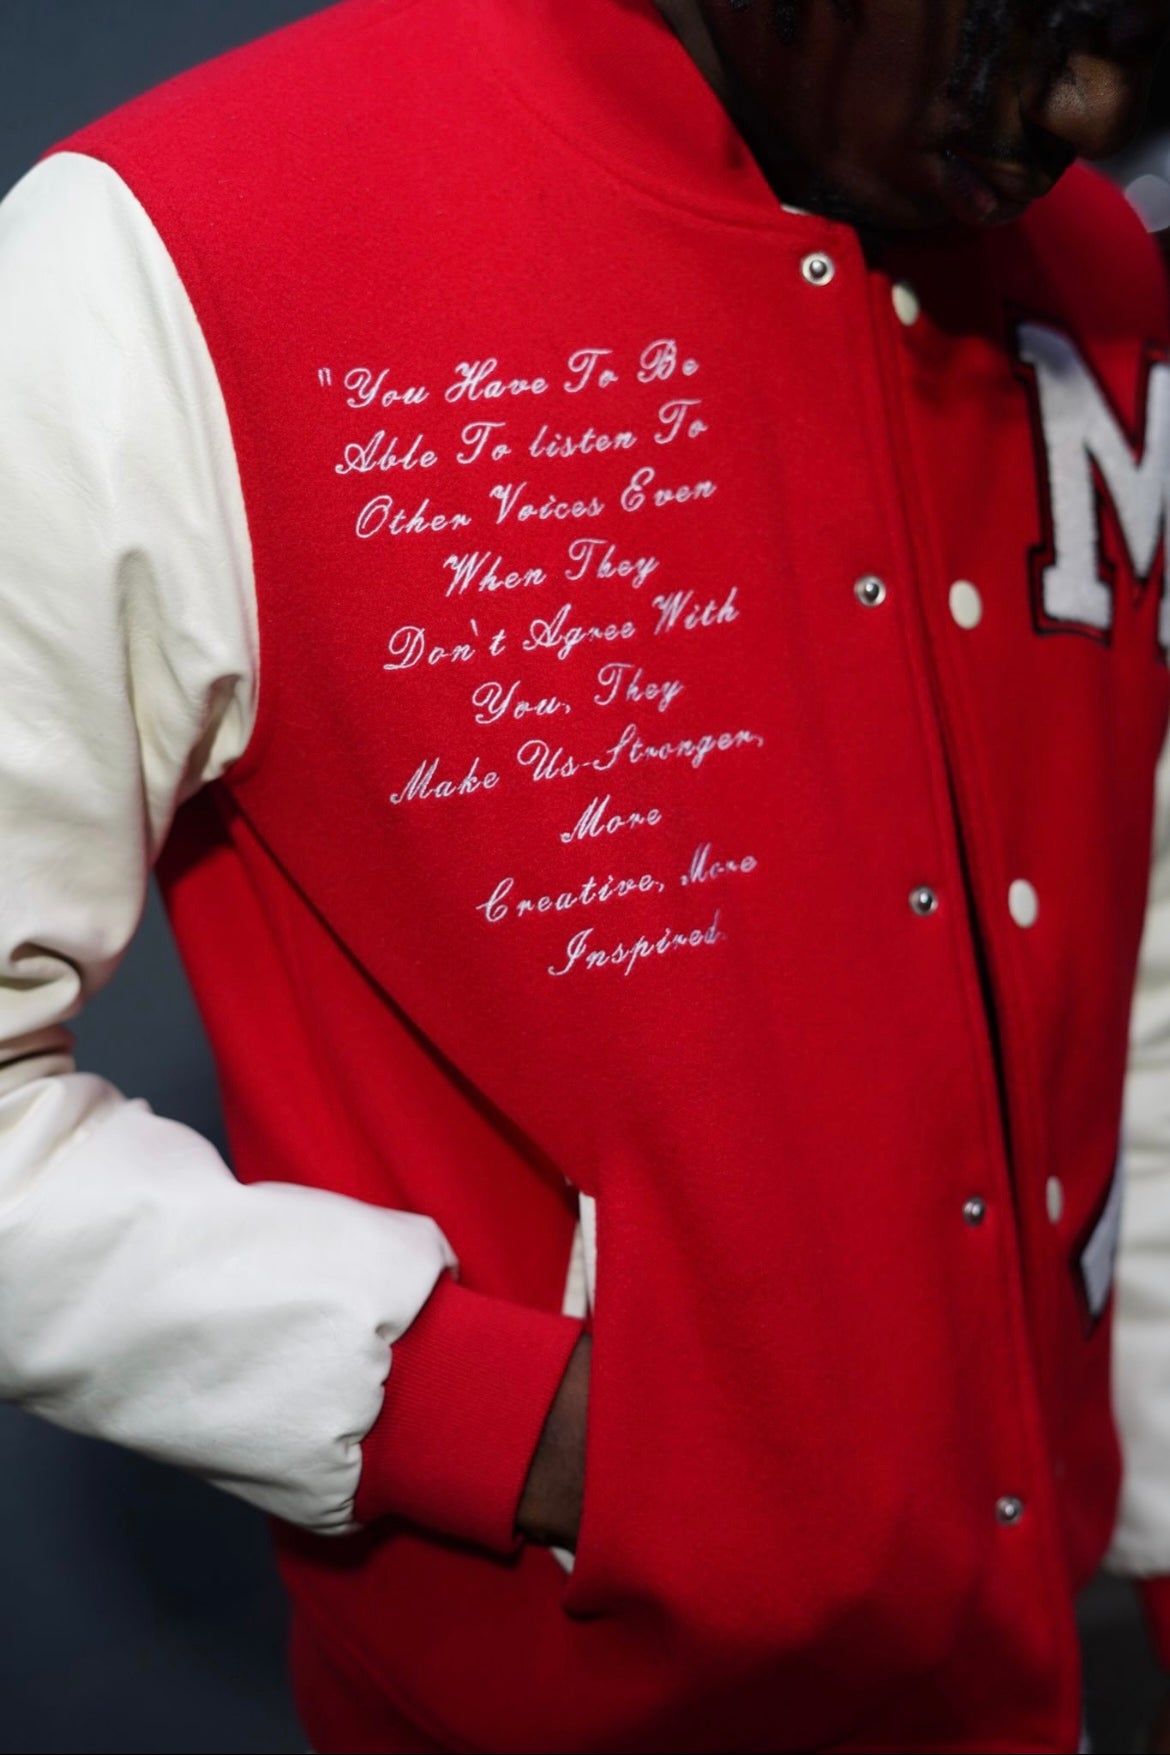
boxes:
[995,1496,1025,1526]
[949,580,984,630]
[1008,880,1040,930]
[855,574,888,608]
[909,887,939,917]
[1046,1177,1065,1225]
[801,253,836,286]
[963,1197,987,1227]
[892,281,920,326]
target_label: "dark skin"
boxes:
[518,0,1170,1726]
[656,0,1169,232]
[515,1330,590,1547]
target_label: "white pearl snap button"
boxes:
[892,282,920,326]
[1008,880,1040,929]
[949,581,984,630]
[1046,1177,1065,1225]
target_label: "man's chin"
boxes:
[780,168,954,238]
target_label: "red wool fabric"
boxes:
[354,1274,582,1551]
[55,0,1170,1749]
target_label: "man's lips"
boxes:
[939,147,1056,225]
[955,149,1056,207]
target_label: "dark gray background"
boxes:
[1,4,1169,1751]
[1,12,321,1751]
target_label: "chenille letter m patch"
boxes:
[1015,321,1170,651]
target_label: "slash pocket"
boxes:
[550,1189,597,1576]
[560,1188,607,1617]
[1075,1147,1124,1331]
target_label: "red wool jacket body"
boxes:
[53,0,1170,1748]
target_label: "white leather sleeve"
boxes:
[1109,719,1170,1574]
[0,153,455,1534]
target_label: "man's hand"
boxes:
[516,1332,591,1550]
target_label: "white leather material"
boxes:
[0,153,456,1532]
[1109,730,1170,1574]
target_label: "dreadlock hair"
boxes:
[731,0,1119,114]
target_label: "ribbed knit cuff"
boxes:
[353,1274,584,1554]
[1140,1577,1170,1671]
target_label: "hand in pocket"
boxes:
[516,1332,591,1551]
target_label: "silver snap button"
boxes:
[855,575,888,608]
[1046,1177,1065,1226]
[995,1496,1025,1526]
[909,887,939,917]
[963,1197,987,1227]
[801,253,836,287]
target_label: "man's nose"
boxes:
[1023,53,1155,162]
